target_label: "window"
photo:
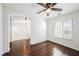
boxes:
[63,20,72,39]
[55,19,72,39]
[55,21,62,38]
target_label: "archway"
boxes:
[8,14,31,55]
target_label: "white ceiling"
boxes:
[3,3,79,19]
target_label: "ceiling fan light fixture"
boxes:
[37,3,62,16]
[46,8,51,13]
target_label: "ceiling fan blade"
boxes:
[51,3,57,6]
[37,9,46,14]
[37,3,45,7]
[51,8,62,11]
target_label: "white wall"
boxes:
[0,4,3,55]
[47,10,79,51]
[3,5,47,53]
[31,17,47,44]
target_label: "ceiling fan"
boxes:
[37,3,62,16]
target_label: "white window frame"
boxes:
[55,19,72,40]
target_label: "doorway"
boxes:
[9,14,31,55]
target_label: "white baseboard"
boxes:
[30,40,46,45]
[49,39,79,51]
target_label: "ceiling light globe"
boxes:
[46,8,51,13]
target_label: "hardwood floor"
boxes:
[31,41,79,56]
[3,40,79,56]
[3,39,30,56]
